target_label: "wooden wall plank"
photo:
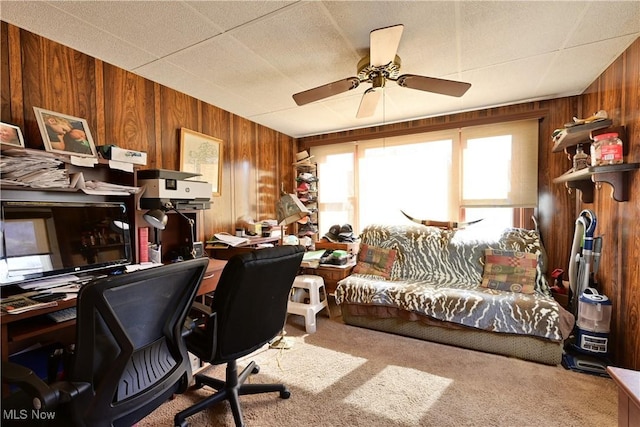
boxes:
[231,115,258,227]
[201,102,232,238]
[257,125,278,221]
[102,64,156,156]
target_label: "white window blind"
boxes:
[460,120,539,208]
[310,119,539,234]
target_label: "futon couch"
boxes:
[335,224,574,365]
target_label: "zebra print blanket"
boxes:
[335,224,566,342]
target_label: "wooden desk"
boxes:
[607,366,640,427]
[1,258,227,363]
[207,236,280,260]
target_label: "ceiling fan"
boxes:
[292,24,471,118]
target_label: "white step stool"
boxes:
[287,275,330,333]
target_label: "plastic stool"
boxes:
[287,275,330,333]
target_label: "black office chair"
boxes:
[2,257,209,427]
[174,245,305,427]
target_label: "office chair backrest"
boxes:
[211,245,305,362]
[68,257,209,427]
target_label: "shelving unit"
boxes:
[294,162,319,244]
[553,163,640,203]
[551,119,613,152]
[551,120,637,202]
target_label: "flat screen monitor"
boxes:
[0,200,132,286]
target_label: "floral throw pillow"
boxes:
[353,244,397,279]
[481,249,538,294]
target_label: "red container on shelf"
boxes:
[591,132,623,166]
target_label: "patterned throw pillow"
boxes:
[481,249,538,294]
[353,244,397,279]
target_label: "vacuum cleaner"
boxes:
[562,210,611,376]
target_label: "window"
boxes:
[311,120,538,235]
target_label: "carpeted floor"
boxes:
[140,305,617,427]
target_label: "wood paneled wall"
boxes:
[1,22,295,244]
[298,38,640,370]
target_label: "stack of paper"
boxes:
[207,233,249,248]
[81,180,140,195]
[0,148,69,188]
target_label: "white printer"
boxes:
[138,169,212,210]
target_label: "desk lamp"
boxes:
[143,202,197,260]
[271,193,310,349]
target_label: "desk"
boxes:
[607,366,640,427]
[1,258,226,363]
[207,236,280,260]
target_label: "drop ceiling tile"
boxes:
[459,1,588,71]
[0,0,156,69]
[228,1,360,93]
[47,1,224,58]
[185,0,296,32]
[565,2,640,47]
[540,35,640,97]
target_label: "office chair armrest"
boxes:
[185,301,218,361]
[190,301,213,317]
[2,361,61,410]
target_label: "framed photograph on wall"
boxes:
[0,122,25,147]
[180,128,223,197]
[33,107,97,157]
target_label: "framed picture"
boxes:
[33,107,97,157]
[0,122,25,147]
[180,128,223,197]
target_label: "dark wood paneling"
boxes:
[621,38,640,371]
[257,126,278,221]
[230,116,258,227]
[159,86,199,171]
[102,64,156,157]
[1,22,11,121]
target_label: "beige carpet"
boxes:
[140,306,617,427]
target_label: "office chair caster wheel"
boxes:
[175,420,188,427]
[252,365,260,374]
[280,388,291,399]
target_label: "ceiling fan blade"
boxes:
[370,24,404,67]
[396,74,471,97]
[292,77,360,106]
[356,88,382,118]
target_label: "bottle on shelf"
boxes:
[573,144,589,171]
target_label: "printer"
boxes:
[138,169,212,210]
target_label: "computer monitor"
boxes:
[0,200,132,286]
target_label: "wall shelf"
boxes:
[551,119,613,152]
[553,163,640,202]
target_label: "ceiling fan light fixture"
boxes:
[291,24,472,116]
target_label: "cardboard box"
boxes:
[315,241,360,255]
[98,145,147,165]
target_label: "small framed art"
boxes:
[180,128,223,197]
[0,122,25,147]
[33,107,97,157]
